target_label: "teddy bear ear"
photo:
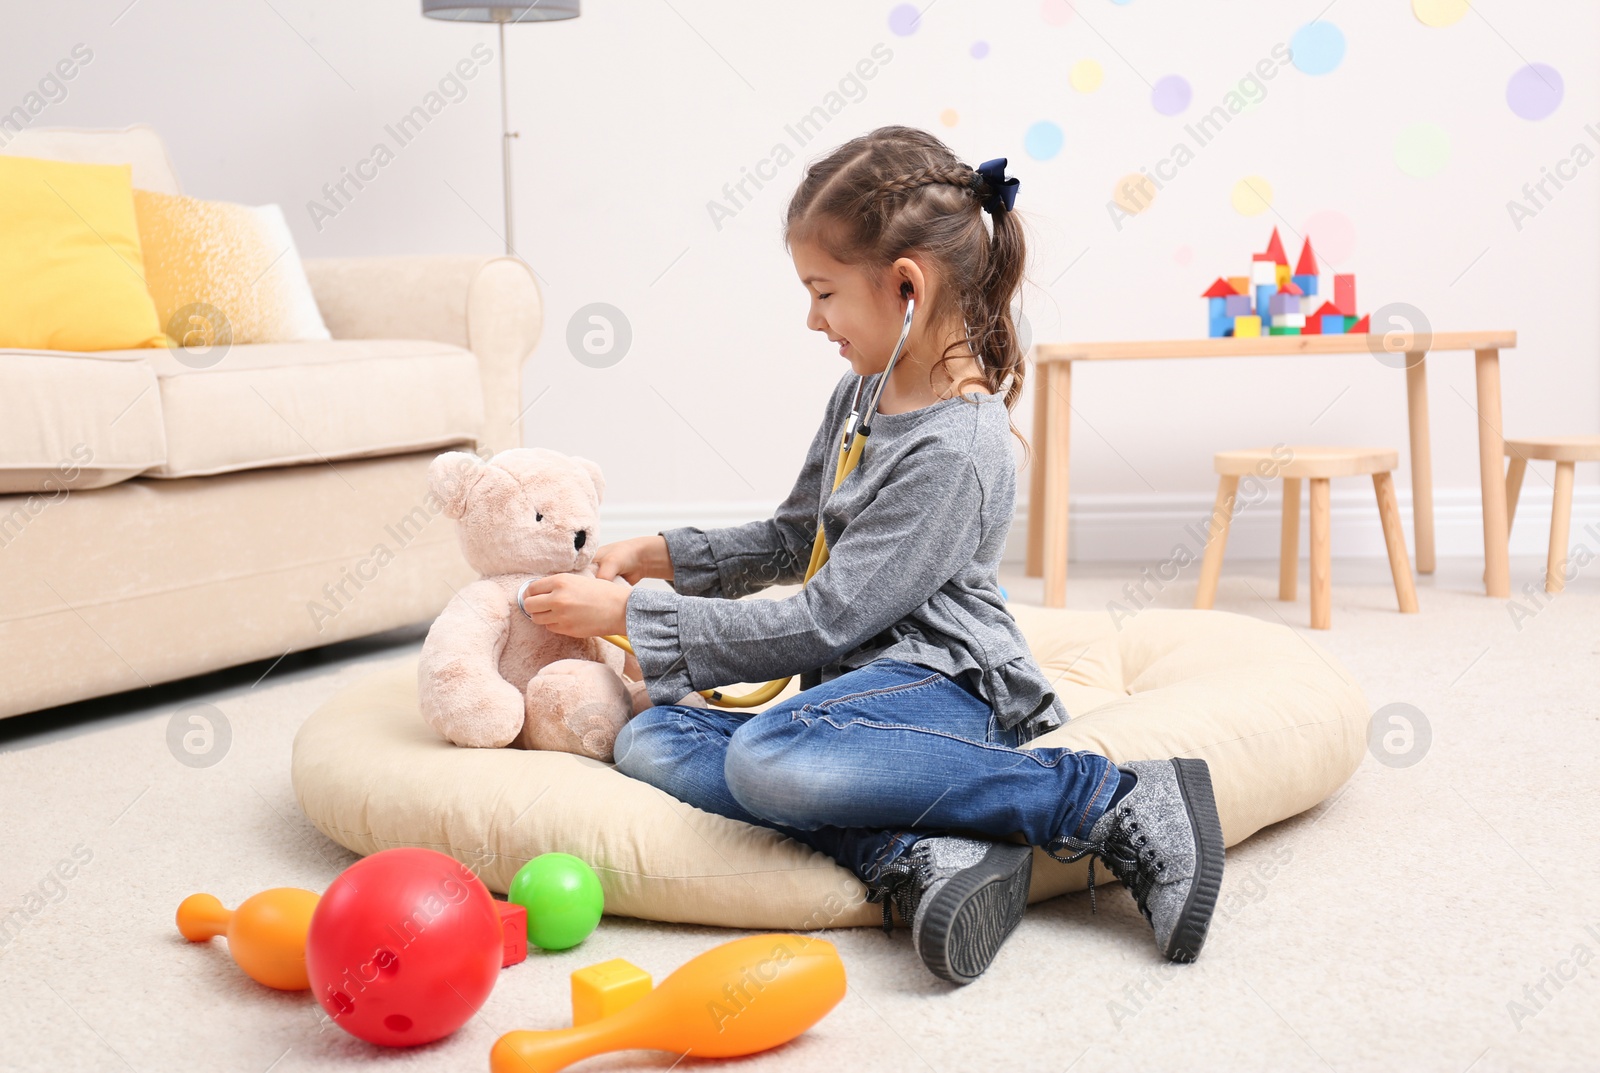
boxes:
[571,455,605,504]
[428,451,484,519]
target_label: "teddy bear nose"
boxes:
[573,529,587,551]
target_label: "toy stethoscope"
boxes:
[596,285,919,708]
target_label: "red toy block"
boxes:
[1202,277,1236,298]
[496,900,528,968]
[1348,314,1370,334]
[1334,274,1356,316]
[1302,315,1322,335]
[1281,279,1304,296]
[1311,300,1343,320]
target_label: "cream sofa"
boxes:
[0,126,540,719]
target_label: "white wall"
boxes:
[5,0,1596,562]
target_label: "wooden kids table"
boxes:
[1022,331,1519,607]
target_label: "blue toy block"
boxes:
[1225,294,1252,317]
[1254,285,1273,318]
[1320,313,1346,335]
[1292,273,1318,296]
[1207,296,1230,337]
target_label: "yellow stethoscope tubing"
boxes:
[602,296,916,707]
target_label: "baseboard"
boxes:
[600,484,1600,565]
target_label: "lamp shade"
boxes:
[421,0,578,21]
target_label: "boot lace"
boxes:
[864,846,930,936]
[1045,807,1165,922]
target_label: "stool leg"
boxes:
[1195,474,1239,610]
[1279,477,1301,602]
[1373,471,1419,614]
[1488,455,1529,584]
[1505,455,1527,541]
[1546,461,1575,594]
[1309,478,1331,629]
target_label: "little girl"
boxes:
[520,125,1224,986]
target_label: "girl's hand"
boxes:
[521,574,631,638]
[593,535,674,584]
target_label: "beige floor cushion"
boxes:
[292,606,1367,930]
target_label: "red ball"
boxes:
[306,848,501,1047]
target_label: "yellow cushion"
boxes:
[0,155,166,351]
[133,189,331,347]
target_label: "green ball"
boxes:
[507,852,604,951]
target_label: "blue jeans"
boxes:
[612,657,1121,890]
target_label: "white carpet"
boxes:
[2,558,1596,1073]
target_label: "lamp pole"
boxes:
[498,18,517,256]
[421,1,578,257]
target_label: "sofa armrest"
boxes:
[302,255,541,456]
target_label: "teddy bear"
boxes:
[417,446,700,761]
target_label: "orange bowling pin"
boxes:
[176,888,320,990]
[490,934,845,1073]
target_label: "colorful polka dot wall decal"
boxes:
[1230,176,1273,216]
[1506,64,1563,120]
[1113,173,1156,215]
[940,109,959,127]
[1024,120,1064,161]
[1289,21,1345,76]
[1151,75,1191,116]
[1301,209,1356,266]
[1070,59,1104,92]
[1394,122,1451,178]
[888,4,921,36]
[1412,0,1469,27]
[970,41,989,59]
[1040,0,1074,26]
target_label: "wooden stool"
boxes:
[1504,436,1600,594]
[1195,447,1419,629]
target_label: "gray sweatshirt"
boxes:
[623,368,1068,738]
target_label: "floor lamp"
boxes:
[421,1,580,256]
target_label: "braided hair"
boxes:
[784,126,1031,463]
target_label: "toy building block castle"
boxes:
[1202,227,1369,338]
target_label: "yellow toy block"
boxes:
[1275,263,1291,288]
[572,958,654,1026]
[1233,315,1262,338]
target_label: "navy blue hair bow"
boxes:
[973,157,1019,216]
